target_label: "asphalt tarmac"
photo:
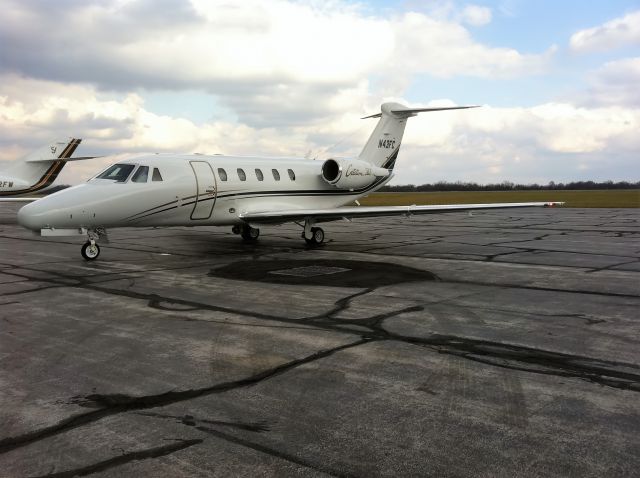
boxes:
[0,203,638,477]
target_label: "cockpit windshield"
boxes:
[96,164,136,182]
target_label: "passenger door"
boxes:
[189,161,216,220]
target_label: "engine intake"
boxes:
[322,159,341,183]
[321,158,390,190]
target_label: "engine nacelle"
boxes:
[321,158,389,190]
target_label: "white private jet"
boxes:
[0,138,92,199]
[17,103,562,260]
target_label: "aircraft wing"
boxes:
[240,202,564,224]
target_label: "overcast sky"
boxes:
[1,0,638,185]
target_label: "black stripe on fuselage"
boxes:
[127,174,392,223]
[125,148,400,223]
[0,138,81,197]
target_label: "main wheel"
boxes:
[81,241,100,260]
[305,227,325,246]
[312,227,324,244]
[241,226,260,242]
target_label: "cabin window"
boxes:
[272,169,280,181]
[152,168,163,182]
[217,168,227,181]
[96,163,135,182]
[255,169,264,181]
[287,169,296,181]
[131,166,149,183]
[237,168,247,181]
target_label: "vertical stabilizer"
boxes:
[1,138,81,196]
[358,103,479,170]
[358,103,409,170]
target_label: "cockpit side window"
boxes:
[131,166,149,183]
[96,164,136,182]
[152,168,163,182]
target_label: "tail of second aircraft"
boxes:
[358,103,479,170]
[1,138,82,196]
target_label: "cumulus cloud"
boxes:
[1,0,635,185]
[392,102,640,183]
[391,12,553,79]
[0,0,552,127]
[459,4,492,26]
[0,73,325,182]
[570,10,640,52]
[581,57,640,107]
[1,72,638,185]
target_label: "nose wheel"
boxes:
[81,227,106,260]
[81,241,100,260]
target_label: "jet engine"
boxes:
[321,158,389,190]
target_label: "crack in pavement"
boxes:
[0,339,370,455]
[399,334,640,392]
[132,408,346,476]
[2,249,639,474]
[135,411,272,432]
[195,425,349,478]
[28,438,202,478]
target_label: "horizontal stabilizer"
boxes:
[63,156,102,161]
[362,105,480,119]
[26,156,101,162]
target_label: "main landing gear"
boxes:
[304,227,325,246]
[233,224,260,242]
[302,219,324,246]
[232,220,325,246]
[81,227,106,261]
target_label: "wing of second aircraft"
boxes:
[239,202,564,225]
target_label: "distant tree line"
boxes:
[381,180,640,192]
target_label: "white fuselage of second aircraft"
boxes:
[18,154,387,231]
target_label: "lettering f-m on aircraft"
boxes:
[17,103,562,260]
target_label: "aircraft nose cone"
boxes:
[17,202,43,231]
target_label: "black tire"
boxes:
[231,225,241,235]
[305,227,325,246]
[311,227,324,244]
[81,241,100,260]
[241,226,260,241]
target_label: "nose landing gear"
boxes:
[81,241,100,260]
[81,227,107,260]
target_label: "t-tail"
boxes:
[0,138,86,197]
[358,103,479,170]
